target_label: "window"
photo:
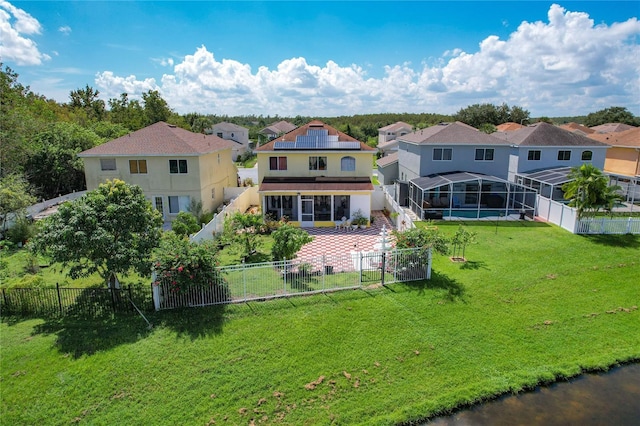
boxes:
[168,196,190,214]
[129,159,147,174]
[309,156,327,171]
[217,132,223,138]
[582,150,593,161]
[269,156,287,170]
[527,150,541,161]
[433,148,452,161]
[169,159,188,174]
[475,149,494,161]
[341,156,356,171]
[100,158,116,171]
[558,150,571,161]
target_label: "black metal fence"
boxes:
[0,283,154,317]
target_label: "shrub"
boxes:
[153,232,227,299]
[6,217,35,245]
[172,212,201,237]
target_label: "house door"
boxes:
[301,196,314,227]
[154,196,165,219]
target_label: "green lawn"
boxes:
[2,222,639,425]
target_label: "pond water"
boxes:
[425,363,640,425]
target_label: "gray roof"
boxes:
[379,121,412,132]
[211,122,247,132]
[493,122,609,147]
[377,152,398,167]
[400,122,509,146]
[260,120,297,135]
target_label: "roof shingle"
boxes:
[79,122,236,157]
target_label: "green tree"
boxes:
[454,103,530,128]
[0,174,36,232]
[142,90,172,125]
[69,85,106,123]
[392,226,449,255]
[584,106,639,127]
[153,232,226,298]
[562,164,623,219]
[478,123,497,134]
[172,211,201,237]
[271,223,314,261]
[224,212,264,259]
[30,179,163,287]
[25,122,102,199]
[451,225,477,260]
[108,93,146,131]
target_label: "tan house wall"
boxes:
[82,148,237,219]
[604,147,640,176]
[257,151,373,181]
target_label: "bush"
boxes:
[6,217,35,245]
[153,232,227,299]
[172,212,201,237]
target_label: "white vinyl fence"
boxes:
[153,247,431,310]
[575,218,640,235]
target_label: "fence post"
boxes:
[628,217,632,234]
[110,286,117,313]
[359,252,363,285]
[152,283,161,311]
[56,282,63,316]
[381,252,386,286]
[322,255,326,292]
[242,260,247,300]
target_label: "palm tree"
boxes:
[562,164,623,219]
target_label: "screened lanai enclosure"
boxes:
[408,172,537,220]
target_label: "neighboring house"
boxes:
[210,122,250,161]
[378,121,413,145]
[591,123,637,133]
[79,122,238,221]
[376,153,398,185]
[259,120,297,143]
[396,121,512,182]
[588,128,640,177]
[377,138,399,156]
[559,122,595,135]
[392,122,525,219]
[493,121,609,182]
[255,120,376,227]
[495,122,525,132]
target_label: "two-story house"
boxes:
[393,121,527,219]
[588,127,640,204]
[255,120,376,227]
[378,121,413,145]
[210,122,250,161]
[78,122,238,221]
[259,120,297,143]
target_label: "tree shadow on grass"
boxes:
[151,304,226,340]
[581,233,640,249]
[32,311,154,359]
[403,270,466,302]
[460,260,489,271]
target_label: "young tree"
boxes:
[271,223,314,261]
[224,212,264,259]
[30,179,163,287]
[451,225,477,261]
[562,164,623,219]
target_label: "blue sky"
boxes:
[2,1,639,117]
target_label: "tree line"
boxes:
[1,63,638,204]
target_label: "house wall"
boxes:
[514,146,607,174]
[257,151,373,181]
[82,148,237,219]
[604,147,640,177]
[398,143,511,181]
[377,162,398,185]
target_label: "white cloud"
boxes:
[95,4,640,116]
[0,1,50,65]
[58,25,71,35]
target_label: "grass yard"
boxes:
[2,222,639,425]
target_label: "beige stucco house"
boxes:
[255,120,376,227]
[78,122,238,220]
[588,128,640,177]
[378,121,412,145]
[210,122,250,161]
